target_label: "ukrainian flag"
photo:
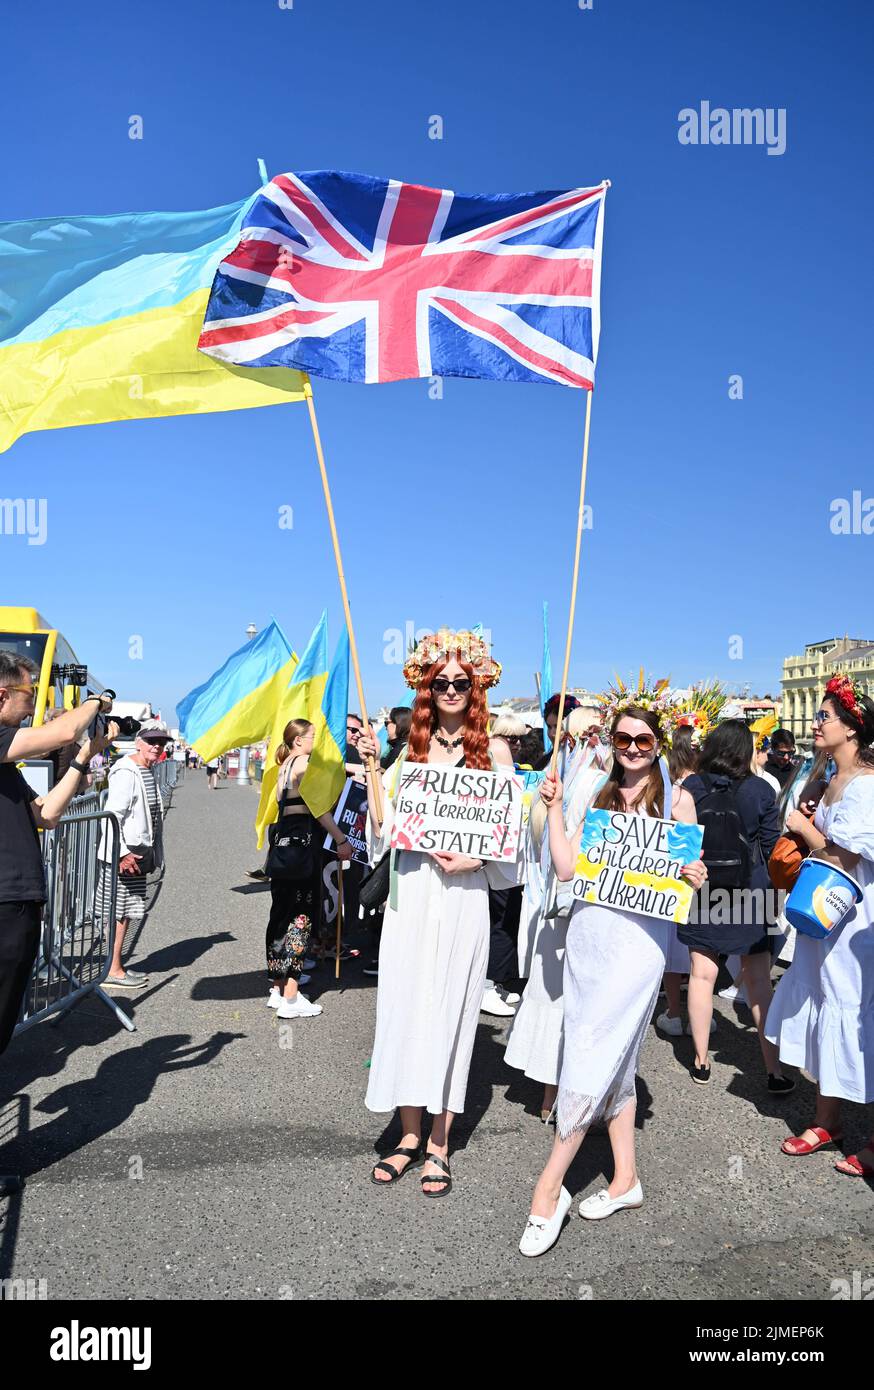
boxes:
[300,625,350,818]
[176,620,297,763]
[0,196,305,452]
[255,612,329,849]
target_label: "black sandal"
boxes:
[420,1152,452,1199]
[370,1144,424,1185]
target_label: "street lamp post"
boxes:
[237,623,257,786]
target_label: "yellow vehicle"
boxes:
[0,606,105,725]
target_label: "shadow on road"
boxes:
[0,1031,245,1191]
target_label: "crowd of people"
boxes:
[255,629,874,1248]
[2,633,873,1256]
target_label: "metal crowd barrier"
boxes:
[12,807,134,1039]
[153,758,183,803]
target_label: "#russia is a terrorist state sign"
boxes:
[390,764,522,863]
[573,810,705,924]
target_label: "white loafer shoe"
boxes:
[519,1186,572,1257]
[579,1181,643,1220]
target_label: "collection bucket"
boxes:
[785,858,863,940]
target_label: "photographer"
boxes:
[0,650,116,1055]
[97,719,170,988]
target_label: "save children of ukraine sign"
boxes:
[390,764,523,863]
[573,810,705,924]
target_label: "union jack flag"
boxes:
[198,171,607,389]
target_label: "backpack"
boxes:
[692,772,753,890]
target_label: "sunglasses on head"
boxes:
[432,677,471,694]
[612,731,656,753]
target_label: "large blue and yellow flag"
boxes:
[255,612,329,849]
[300,625,350,818]
[176,620,297,763]
[0,197,306,452]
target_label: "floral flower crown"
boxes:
[402,628,502,690]
[826,673,867,723]
[672,681,728,748]
[598,671,676,748]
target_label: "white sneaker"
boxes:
[519,1186,572,1257]
[267,988,282,1009]
[481,987,516,1017]
[579,1181,643,1220]
[503,989,522,1005]
[655,1011,684,1036]
[276,995,323,1019]
[717,985,739,1001]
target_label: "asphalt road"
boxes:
[2,772,873,1301]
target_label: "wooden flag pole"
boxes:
[303,379,384,824]
[550,389,594,781]
[335,866,344,981]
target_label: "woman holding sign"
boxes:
[519,688,707,1257]
[358,630,516,1198]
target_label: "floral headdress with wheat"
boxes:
[672,680,729,748]
[598,670,676,748]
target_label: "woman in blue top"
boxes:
[679,720,789,1091]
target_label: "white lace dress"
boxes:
[365,758,518,1116]
[764,775,874,1103]
[557,805,672,1138]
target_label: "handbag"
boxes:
[266,785,316,880]
[125,842,155,875]
[768,833,807,892]
[767,779,828,892]
[359,850,391,910]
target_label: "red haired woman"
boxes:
[357,630,515,1197]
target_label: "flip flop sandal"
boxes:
[780,1126,843,1156]
[420,1153,452,1199]
[370,1145,424,1185]
[835,1148,874,1177]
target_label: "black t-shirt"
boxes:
[0,724,47,902]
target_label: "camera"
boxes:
[89,690,141,741]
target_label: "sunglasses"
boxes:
[612,732,656,753]
[432,677,471,694]
[4,684,35,696]
[813,710,838,725]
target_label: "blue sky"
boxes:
[2,0,872,722]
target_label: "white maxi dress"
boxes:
[765,774,874,1103]
[365,758,518,1116]
[557,800,679,1139]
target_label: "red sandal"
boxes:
[835,1141,874,1177]
[781,1126,843,1156]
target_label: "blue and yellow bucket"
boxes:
[785,858,863,940]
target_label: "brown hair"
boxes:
[274,742,290,766]
[668,725,698,782]
[407,661,491,770]
[593,705,665,817]
[283,719,312,748]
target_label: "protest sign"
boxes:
[390,764,522,862]
[323,777,369,864]
[573,810,704,923]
